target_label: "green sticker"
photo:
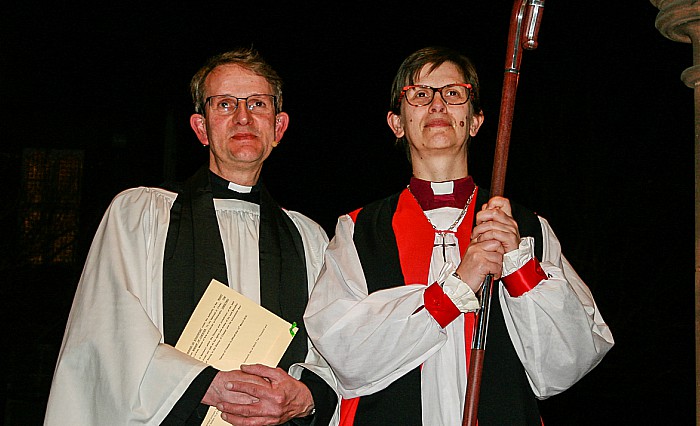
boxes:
[289,321,298,336]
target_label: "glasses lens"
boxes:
[441,84,470,105]
[209,96,239,114]
[405,86,434,106]
[246,95,276,114]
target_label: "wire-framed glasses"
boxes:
[205,94,277,115]
[398,83,472,107]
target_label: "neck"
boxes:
[411,155,468,182]
[209,161,261,187]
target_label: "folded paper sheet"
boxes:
[175,279,297,425]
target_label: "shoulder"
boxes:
[348,190,403,223]
[110,186,177,208]
[104,187,177,227]
[89,187,176,248]
[283,209,329,273]
[510,200,540,227]
[476,186,539,225]
[283,209,329,244]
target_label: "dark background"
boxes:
[1,1,695,424]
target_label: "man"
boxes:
[304,46,614,425]
[45,48,338,425]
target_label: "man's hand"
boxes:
[456,196,520,292]
[202,370,267,408]
[216,364,314,426]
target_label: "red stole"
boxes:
[394,187,479,384]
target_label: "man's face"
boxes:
[388,62,483,159]
[190,64,288,181]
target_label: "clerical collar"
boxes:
[209,171,261,204]
[408,176,475,211]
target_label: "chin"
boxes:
[228,149,263,161]
[424,138,462,149]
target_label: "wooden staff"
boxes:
[462,1,544,425]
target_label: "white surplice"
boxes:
[44,186,337,425]
[304,206,614,425]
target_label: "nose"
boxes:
[429,90,448,112]
[232,100,252,125]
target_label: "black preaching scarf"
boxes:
[161,166,309,371]
[351,187,542,426]
[161,168,337,425]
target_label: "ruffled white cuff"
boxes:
[438,262,480,312]
[502,237,535,277]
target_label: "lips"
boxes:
[231,132,257,140]
[424,118,452,128]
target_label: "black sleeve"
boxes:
[290,368,337,426]
[161,366,218,425]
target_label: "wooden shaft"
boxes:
[463,276,493,426]
[491,71,520,198]
[463,348,485,426]
[462,1,544,424]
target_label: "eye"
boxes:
[414,88,431,98]
[217,97,237,111]
[249,98,267,108]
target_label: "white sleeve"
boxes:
[44,188,208,425]
[500,216,614,399]
[304,215,448,399]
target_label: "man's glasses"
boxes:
[398,83,472,107]
[205,94,277,115]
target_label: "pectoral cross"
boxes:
[434,231,457,261]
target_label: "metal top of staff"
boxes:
[506,0,545,75]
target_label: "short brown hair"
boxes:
[190,47,284,115]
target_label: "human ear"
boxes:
[387,111,404,138]
[469,112,485,137]
[190,114,209,146]
[274,112,290,142]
